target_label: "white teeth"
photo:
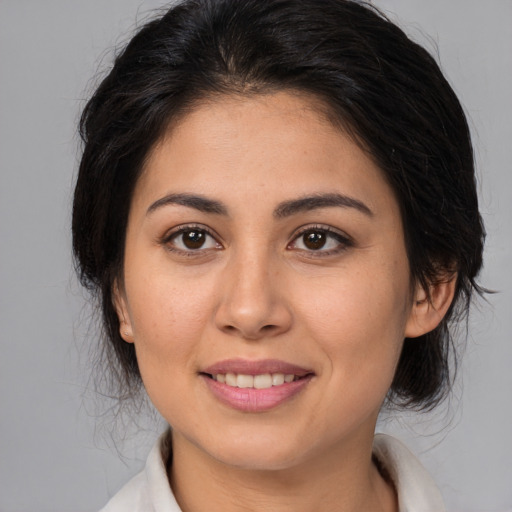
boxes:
[225,373,237,387]
[253,374,272,389]
[272,373,285,386]
[236,374,254,388]
[213,372,301,388]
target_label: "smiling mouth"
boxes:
[204,372,306,389]
[200,359,314,411]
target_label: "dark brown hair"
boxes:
[73,0,485,411]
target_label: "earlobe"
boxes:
[120,324,134,343]
[112,280,135,343]
[405,274,457,338]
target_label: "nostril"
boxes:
[223,324,275,332]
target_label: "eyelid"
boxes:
[290,223,353,242]
[159,222,352,258]
[160,223,223,254]
[288,224,354,255]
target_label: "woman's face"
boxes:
[116,92,421,470]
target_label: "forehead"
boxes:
[134,91,396,218]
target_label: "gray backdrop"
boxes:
[0,1,510,511]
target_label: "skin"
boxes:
[114,91,455,512]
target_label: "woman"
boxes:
[72,0,485,510]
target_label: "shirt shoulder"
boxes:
[99,431,181,512]
[373,434,446,512]
[99,470,152,512]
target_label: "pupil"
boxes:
[183,230,205,249]
[304,231,326,250]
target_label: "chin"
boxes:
[197,428,315,471]
[213,446,303,471]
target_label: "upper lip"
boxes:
[202,358,313,377]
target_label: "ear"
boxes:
[405,273,457,338]
[112,279,135,343]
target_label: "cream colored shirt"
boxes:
[100,432,445,512]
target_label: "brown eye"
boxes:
[166,227,220,253]
[181,229,206,249]
[302,231,327,250]
[289,226,352,256]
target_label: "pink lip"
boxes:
[200,359,314,413]
[202,358,312,377]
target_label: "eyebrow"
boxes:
[273,193,373,218]
[146,192,372,218]
[147,193,228,216]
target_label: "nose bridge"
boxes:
[214,240,291,339]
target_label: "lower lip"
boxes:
[201,375,313,413]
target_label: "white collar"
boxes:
[373,433,446,512]
[102,431,446,512]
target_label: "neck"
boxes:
[168,430,397,512]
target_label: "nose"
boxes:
[214,248,293,340]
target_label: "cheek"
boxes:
[123,271,220,421]
[124,268,216,380]
[294,266,410,376]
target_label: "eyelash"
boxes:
[161,223,353,258]
[161,224,221,257]
[288,224,354,258]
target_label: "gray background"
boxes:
[0,1,510,511]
